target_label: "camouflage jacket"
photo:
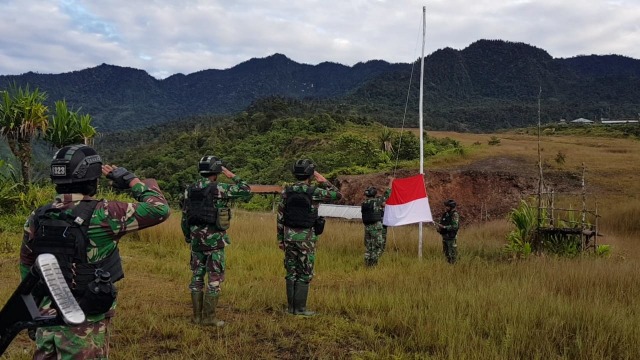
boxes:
[362,188,391,227]
[19,179,170,320]
[181,176,251,250]
[277,181,342,242]
[439,209,460,240]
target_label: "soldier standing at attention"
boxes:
[361,179,393,267]
[181,156,251,327]
[20,144,170,359]
[277,159,342,316]
[436,199,460,264]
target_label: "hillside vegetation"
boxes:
[1,129,639,359]
[1,40,639,132]
[95,100,462,203]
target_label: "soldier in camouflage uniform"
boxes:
[361,180,392,267]
[436,199,460,264]
[277,159,342,316]
[181,156,251,327]
[20,144,170,359]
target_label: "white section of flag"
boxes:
[383,196,433,226]
[382,174,433,226]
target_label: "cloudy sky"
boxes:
[1,0,638,79]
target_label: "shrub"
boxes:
[555,150,566,165]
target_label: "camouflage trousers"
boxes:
[34,318,111,360]
[190,248,226,295]
[442,238,457,264]
[364,222,386,266]
[283,239,317,283]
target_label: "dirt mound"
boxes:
[335,156,582,224]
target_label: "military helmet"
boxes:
[50,144,103,184]
[444,199,457,208]
[292,159,315,178]
[364,186,377,197]
[198,155,223,176]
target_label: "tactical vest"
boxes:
[31,200,123,315]
[439,210,459,239]
[361,199,382,225]
[283,186,317,228]
[184,183,231,231]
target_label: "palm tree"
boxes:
[78,113,97,146]
[378,127,394,154]
[0,83,48,185]
[44,100,98,148]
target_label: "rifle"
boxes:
[0,254,85,355]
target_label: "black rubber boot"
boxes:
[191,291,203,324]
[202,293,225,327]
[293,281,315,316]
[286,279,295,314]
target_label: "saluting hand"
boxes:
[313,171,327,183]
[221,166,235,178]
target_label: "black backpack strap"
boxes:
[68,200,99,264]
[306,186,315,201]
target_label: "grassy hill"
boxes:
[1,130,639,359]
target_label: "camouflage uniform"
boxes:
[181,176,250,295]
[362,188,391,266]
[20,179,170,360]
[277,182,342,283]
[438,208,460,264]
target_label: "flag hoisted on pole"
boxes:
[383,174,433,227]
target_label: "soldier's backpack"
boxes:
[283,186,317,228]
[184,183,231,230]
[31,200,122,315]
[361,199,382,225]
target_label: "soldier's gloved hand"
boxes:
[106,167,137,189]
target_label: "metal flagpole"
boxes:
[418,5,426,260]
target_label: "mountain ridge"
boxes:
[1,39,639,132]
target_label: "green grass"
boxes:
[1,210,639,359]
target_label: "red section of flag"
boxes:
[385,174,427,205]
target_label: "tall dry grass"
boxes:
[1,208,639,359]
[2,130,640,359]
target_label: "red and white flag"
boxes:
[383,174,433,226]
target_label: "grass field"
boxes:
[1,130,639,359]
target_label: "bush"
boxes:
[555,150,566,165]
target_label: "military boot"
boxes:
[286,279,295,314]
[191,291,204,324]
[293,281,315,316]
[202,293,225,327]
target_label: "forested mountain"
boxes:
[1,40,639,132]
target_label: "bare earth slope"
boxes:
[337,130,639,224]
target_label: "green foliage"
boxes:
[506,199,599,258]
[390,131,420,160]
[44,100,98,147]
[504,200,538,258]
[318,133,389,169]
[106,110,466,201]
[0,82,49,184]
[0,160,20,213]
[595,244,611,257]
[488,136,501,145]
[525,124,640,140]
[237,194,276,212]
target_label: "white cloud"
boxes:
[0,0,638,78]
